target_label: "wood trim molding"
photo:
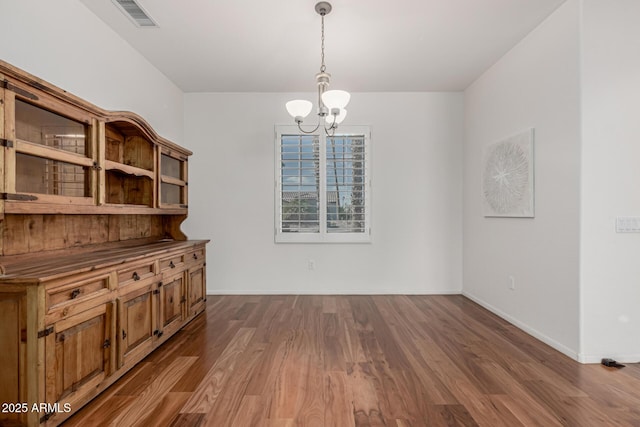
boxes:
[0,60,191,157]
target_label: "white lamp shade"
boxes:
[326,108,347,125]
[322,90,350,110]
[285,100,313,119]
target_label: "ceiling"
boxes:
[80,0,566,93]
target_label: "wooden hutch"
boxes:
[0,60,208,426]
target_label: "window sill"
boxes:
[275,233,371,244]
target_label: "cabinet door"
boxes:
[118,284,156,369]
[187,264,206,317]
[45,302,114,404]
[11,97,96,205]
[159,150,187,208]
[159,273,185,338]
[0,293,27,427]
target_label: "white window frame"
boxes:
[275,125,371,243]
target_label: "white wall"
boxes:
[0,0,184,142]
[183,92,463,294]
[463,0,582,358]
[8,0,637,364]
[580,0,640,362]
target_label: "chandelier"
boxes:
[285,1,350,134]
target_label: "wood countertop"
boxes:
[0,238,209,283]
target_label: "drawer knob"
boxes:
[133,272,140,281]
[192,253,198,260]
[122,329,127,340]
[169,261,175,269]
[70,289,81,299]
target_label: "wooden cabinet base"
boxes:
[0,239,208,427]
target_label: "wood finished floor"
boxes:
[62,295,640,427]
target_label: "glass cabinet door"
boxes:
[159,152,187,208]
[14,99,94,200]
[16,153,90,197]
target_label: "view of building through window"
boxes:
[325,135,366,233]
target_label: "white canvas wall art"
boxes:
[482,129,534,217]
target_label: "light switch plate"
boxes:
[616,216,640,233]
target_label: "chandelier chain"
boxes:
[320,14,326,72]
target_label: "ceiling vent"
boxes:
[112,0,158,28]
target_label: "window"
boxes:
[275,125,371,243]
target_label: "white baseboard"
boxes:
[578,353,640,364]
[206,289,462,295]
[462,291,580,362]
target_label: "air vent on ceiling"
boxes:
[112,0,158,28]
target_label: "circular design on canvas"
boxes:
[483,141,530,214]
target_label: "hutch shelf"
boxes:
[0,60,208,427]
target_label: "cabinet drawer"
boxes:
[117,262,156,287]
[47,274,110,312]
[186,248,205,264]
[159,253,185,272]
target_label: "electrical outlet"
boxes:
[308,260,316,270]
[508,276,515,290]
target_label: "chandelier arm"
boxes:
[324,123,337,137]
[327,114,338,130]
[296,121,322,134]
